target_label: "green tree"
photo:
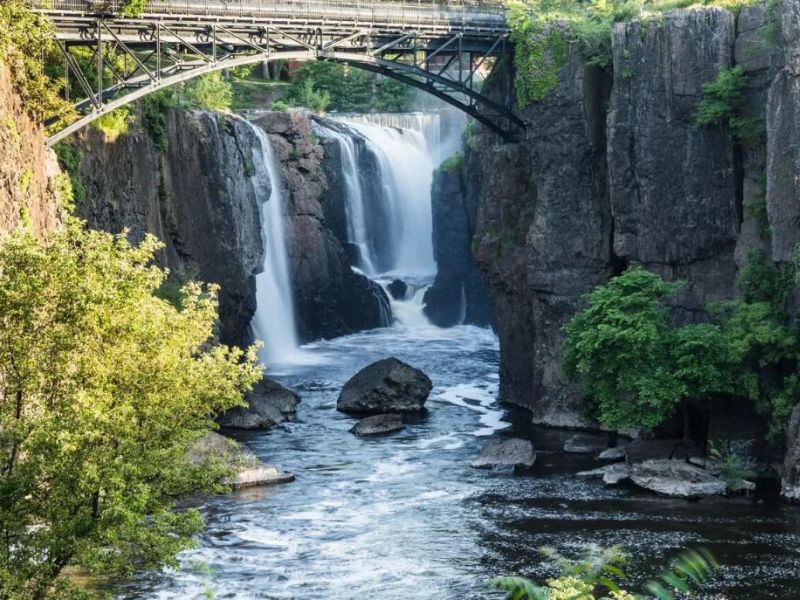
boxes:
[0,220,261,598]
[184,72,233,112]
[562,268,686,430]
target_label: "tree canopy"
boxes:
[0,220,261,598]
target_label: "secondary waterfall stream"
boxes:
[246,120,305,366]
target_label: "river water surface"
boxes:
[122,323,800,600]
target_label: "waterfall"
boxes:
[315,113,462,328]
[245,120,305,366]
[337,117,437,279]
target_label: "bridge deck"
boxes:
[32,0,509,41]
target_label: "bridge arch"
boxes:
[32,0,523,146]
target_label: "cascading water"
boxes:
[316,113,453,327]
[245,120,306,366]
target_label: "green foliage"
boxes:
[53,142,86,206]
[565,259,800,438]
[737,250,796,306]
[708,441,757,492]
[290,78,332,114]
[375,76,411,112]
[184,72,233,112]
[563,268,685,430]
[270,100,291,112]
[91,106,133,142]
[120,0,150,17]
[695,66,763,142]
[0,220,261,597]
[493,546,716,600]
[0,1,75,125]
[284,62,410,113]
[141,91,175,153]
[437,152,465,175]
[645,549,718,600]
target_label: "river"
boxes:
[120,320,800,600]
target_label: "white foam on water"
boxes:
[436,381,509,437]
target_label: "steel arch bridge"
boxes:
[28,0,523,146]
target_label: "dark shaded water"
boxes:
[123,325,800,599]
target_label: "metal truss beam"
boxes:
[42,16,523,146]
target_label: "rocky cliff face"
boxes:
[77,109,264,349]
[423,162,494,327]
[469,0,800,440]
[0,65,62,237]
[76,108,388,348]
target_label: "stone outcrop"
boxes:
[471,437,536,469]
[630,459,727,498]
[251,111,390,342]
[77,109,264,349]
[468,1,800,449]
[0,64,62,237]
[188,431,293,489]
[218,377,299,430]
[423,160,494,327]
[337,357,433,414]
[350,413,406,436]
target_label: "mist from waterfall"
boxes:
[245,120,307,366]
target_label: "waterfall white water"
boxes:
[319,127,377,275]
[245,120,307,366]
[338,117,437,280]
[314,113,459,328]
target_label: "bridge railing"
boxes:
[32,0,508,31]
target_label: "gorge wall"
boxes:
[468,0,800,432]
[73,108,388,349]
[0,64,62,237]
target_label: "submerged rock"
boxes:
[188,431,293,489]
[217,378,300,430]
[564,433,609,454]
[579,463,631,485]
[471,438,536,469]
[336,357,432,414]
[630,459,726,499]
[350,413,405,436]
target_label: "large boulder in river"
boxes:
[630,459,726,499]
[351,414,405,436]
[217,378,299,429]
[471,438,536,470]
[387,279,409,300]
[336,357,432,414]
[188,431,293,489]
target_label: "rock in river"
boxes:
[579,463,631,485]
[563,433,609,454]
[336,357,433,414]
[351,414,405,436]
[189,431,293,489]
[217,377,300,430]
[630,459,726,499]
[471,438,536,470]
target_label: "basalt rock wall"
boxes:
[469,1,799,435]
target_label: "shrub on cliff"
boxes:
[564,263,800,438]
[0,1,74,127]
[0,220,261,598]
